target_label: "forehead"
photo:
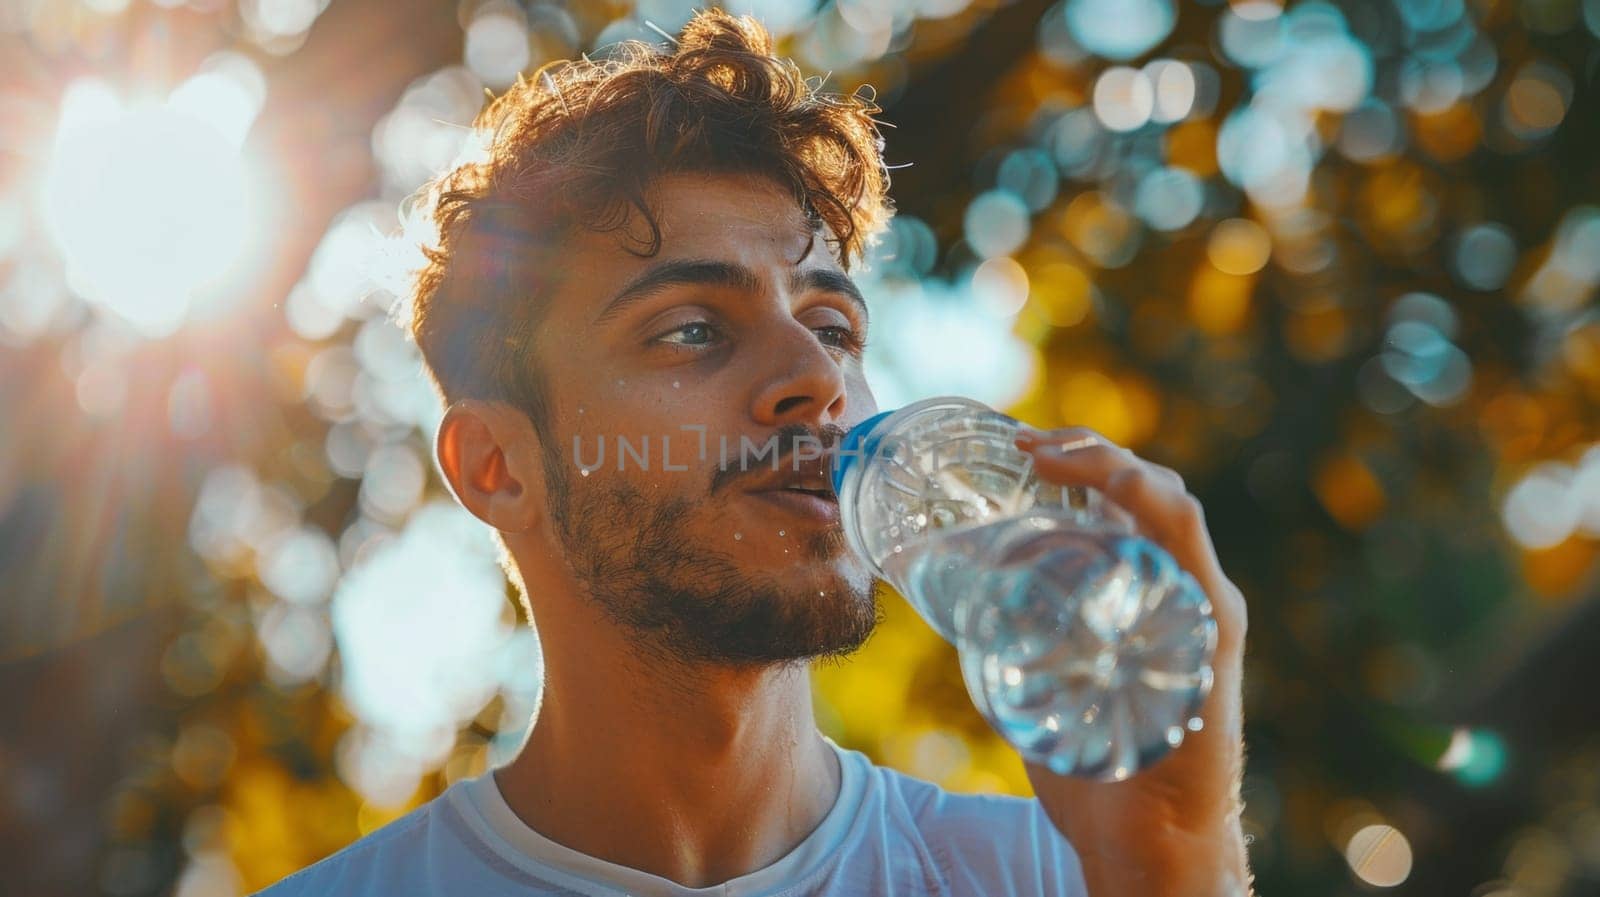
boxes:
[556,172,832,295]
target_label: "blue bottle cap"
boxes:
[831,409,895,496]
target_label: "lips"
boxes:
[750,486,840,523]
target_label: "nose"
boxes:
[749,320,849,428]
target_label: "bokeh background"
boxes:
[2,0,1599,894]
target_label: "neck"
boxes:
[494,612,842,888]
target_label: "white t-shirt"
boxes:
[256,739,1087,896]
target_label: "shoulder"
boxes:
[252,797,451,897]
[870,760,1038,833]
[865,759,1087,895]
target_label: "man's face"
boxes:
[526,172,880,667]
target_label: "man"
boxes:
[261,10,1250,896]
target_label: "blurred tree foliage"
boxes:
[3,1,1600,896]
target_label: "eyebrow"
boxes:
[592,258,870,328]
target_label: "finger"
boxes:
[1100,463,1205,548]
[1018,432,1228,593]
[1099,466,1246,641]
[1017,431,1247,648]
[1016,426,1186,490]
[1014,427,1134,492]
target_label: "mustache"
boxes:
[708,422,848,496]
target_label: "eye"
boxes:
[815,325,865,353]
[654,321,720,349]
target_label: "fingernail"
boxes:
[1052,435,1102,453]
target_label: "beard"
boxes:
[538,444,880,668]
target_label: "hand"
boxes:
[1011,425,1251,897]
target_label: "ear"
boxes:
[435,399,547,534]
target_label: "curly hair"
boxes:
[403,9,894,428]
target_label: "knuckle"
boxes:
[1177,494,1207,532]
[1153,464,1186,491]
[1108,465,1148,488]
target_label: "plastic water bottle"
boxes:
[830,396,1217,780]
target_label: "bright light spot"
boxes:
[1144,59,1195,123]
[1388,292,1458,339]
[336,726,431,808]
[75,358,128,417]
[799,2,890,68]
[0,200,22,260]
[1134,167,1204,231]
[1345,823,1413,887]
[0,259,70,344]
[372,67,485,194]
[637,0,700,32]
[258,601,333,683]
[1437,727,1474,770]
[82,0,132,13]
[1436,727,1511,789]
[1338,99,1402,162]
[908,728,970,781]
[1576,446,1600,536]
[1092,66,1154,132]
[1409,347,1472,406]
[837,0,894,36]
[723,0,816,38]
[1550,207,1600,283]
[257,526,341,605]
[241,0,329,40]
[997,149,1059,212]
[1207,218,1271,275]
[971,257,1030,318]
[1397,0,1466,30]
[167,368,214,439]
[1061,191,1142,268]
[332,501,528,765]
[1382,324,1459,380]
[963,190,1032,259]
[360,314,425,377]
[166,53,267,148]
[42,74,264,338]
[1031,262,1095,327]
[1400,58,1464,113]
[1454,224,1517,290]
[1218,2,1284,69]
[862,278,1038,410]
[189,467,304,585]
[1444,730,1508,786]
[54,77,121,136]
[869,215,939,277]
[360,443,427,522]
[1064,0,1176,61]
[1505,62,1573,140]
[1521,207,1600,310]
[1216,104,1314,206]
[303,203,394,322]
[286,282,344,341]
[1049,108,1104,177]
[304,345,359,421]
[1264,31,1372,112]
[465,7,531,89]
[326,424,376,481]
[1503,463,1580,549]
[173,851,242,897]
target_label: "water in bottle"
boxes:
[831,396,1217,780]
